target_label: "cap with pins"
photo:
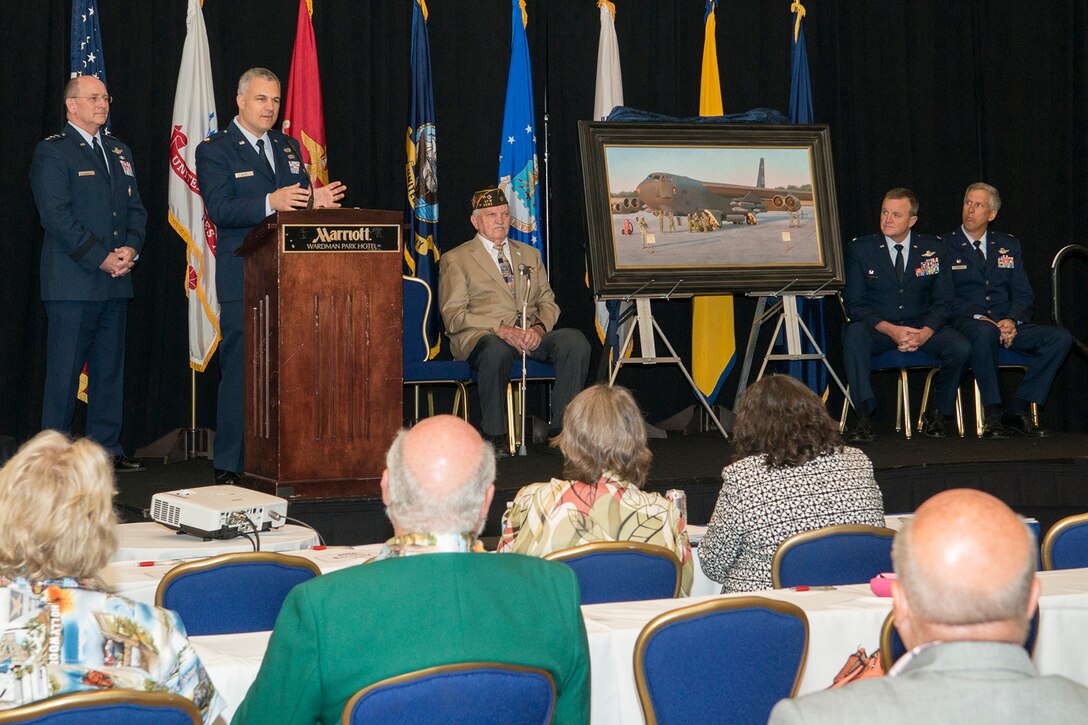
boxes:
[471,186,508,210]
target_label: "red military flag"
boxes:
[283,0,328,187]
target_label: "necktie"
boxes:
[93,136,109,176]
[495,247,515,296]
[973,239,986,263]
[894,243,905,283]
[256,138,273,174]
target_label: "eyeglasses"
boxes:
[70,94,113,104]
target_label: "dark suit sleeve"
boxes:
[1007,238,1035,323]
[231,587,323,725]
[842,241,882,327]
[919,238,953,331]
[196,140,271,239]
[123,148,148,254]
[29,141,110,273]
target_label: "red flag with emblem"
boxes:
[283,0,328,187]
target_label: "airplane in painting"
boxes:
[610,158,813,225]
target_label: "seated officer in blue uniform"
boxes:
[944,183,1072,438]
[842,188,970,443]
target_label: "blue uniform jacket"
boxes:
[943,228,1034,324]
[843,232,953,331]
[195,122,310,302]
[29,123,147,301]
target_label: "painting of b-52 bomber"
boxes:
[579,122,844,297]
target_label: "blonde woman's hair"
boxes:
[0,431,118,581]
[557,384,652,487]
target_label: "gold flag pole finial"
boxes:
[791,1,806,43]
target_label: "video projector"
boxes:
[150,485,289,540]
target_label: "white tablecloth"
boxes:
[101,544,381,605]
[110,522,321,563]
[191,568,1088,724]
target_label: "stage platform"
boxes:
[115,429,1088,547]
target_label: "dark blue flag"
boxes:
[776,1,827,396]
[70,0,110,133]
[405,0,441,358]
[497,0,542,259]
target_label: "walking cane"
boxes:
[517,264,532,456]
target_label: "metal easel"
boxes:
[734,284,849,404]
[607,283,729,442]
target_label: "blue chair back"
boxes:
[1042,513,1088,570]
[402,276,431,364]
[0,690,200,724]
[998,348,1033,368]
[635,597,808,724]
[772,524,897,589]
[155,552,320,635]
[343,663,555,725]
[880,608,1039,671]
[544,542,681,605]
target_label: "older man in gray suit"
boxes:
[438,187,589,458]
[770,489,1088,724]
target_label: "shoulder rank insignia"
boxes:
[45,133,63,141]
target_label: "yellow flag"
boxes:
[692,0,735,401]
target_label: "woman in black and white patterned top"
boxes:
[699,375,885,593]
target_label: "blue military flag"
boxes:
[70,0,110,133]
[405,0,441,358]
[497,0,542,260]
[780,0,827,396]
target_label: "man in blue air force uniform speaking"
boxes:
[196,67,345,483]
[841,188,970,443]
[943,182,1071,438]
[29,75,146,472]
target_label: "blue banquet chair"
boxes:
[1041,512,1088,570]
[543,541,681,605]
[634,596,808,724]
[772,524,897,589]
[155,551,320,635]
[402,276,472,422]
[341,662,555,725]
[0,690,200,725]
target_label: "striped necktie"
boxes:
[495,246,515,296]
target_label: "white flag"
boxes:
[168,0,220,371]
[593,0,632,361]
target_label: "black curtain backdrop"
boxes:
[3,1,1087,453]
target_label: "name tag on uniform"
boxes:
[951,264,967,270]
[78,170,96,176]
[235,170,255,178]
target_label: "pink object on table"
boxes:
[869,572,896,597]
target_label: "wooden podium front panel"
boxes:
[241,209,403,500]
[276,251,402,490]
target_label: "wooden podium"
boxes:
[236,209,403,499]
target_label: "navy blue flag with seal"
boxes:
[405,0,441,358]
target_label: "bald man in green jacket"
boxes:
[231,416,590,724]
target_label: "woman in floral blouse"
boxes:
[0,431,223,721]
[699,374,885,593]
[498,384,693,595]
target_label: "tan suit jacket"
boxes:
[439,235,560,360]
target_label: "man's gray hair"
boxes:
[965,182,1002,212]
[893,517,1035,625]
[384,428,495,535]
[237,67,279,96]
